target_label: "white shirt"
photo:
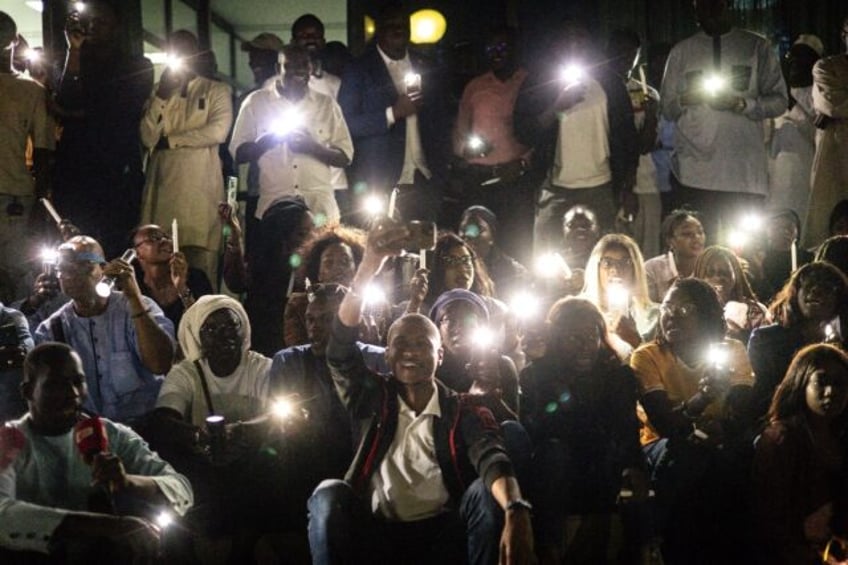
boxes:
[377,46,431,184]
[229,85,353,220]
[157,351,272,427]
[552,77,611,188]
[370,383,450,521]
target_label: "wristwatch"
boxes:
[506,498,533,513]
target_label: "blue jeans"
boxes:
[307,478,503,565]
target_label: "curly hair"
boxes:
[661,209,702,251]
[693,245,759,303]
[424,232,494,305]
[768,262,848,328]
[295,224,367,284]
[767,343,848,429]
[656,278,726,345]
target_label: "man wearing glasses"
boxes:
[33,236,175,425]
[131,224,213,329]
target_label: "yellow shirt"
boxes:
[630,339,753,445]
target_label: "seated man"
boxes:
[0,343,193,561]
[270,284,387,525]
[308,221,534,565]
[33,236,175,425]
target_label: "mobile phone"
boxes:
[404,73,422,96]
[226,176,238,208]
[403,221,436,252]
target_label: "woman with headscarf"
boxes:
[155,295,271,432]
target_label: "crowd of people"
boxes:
[1,0,848,563]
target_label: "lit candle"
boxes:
[419,249,427,270]
[171,218,179,253]
[40,198,62,226]
[790,240,797,272]
[387,188,398,220]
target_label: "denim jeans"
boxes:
[307,477,503,565]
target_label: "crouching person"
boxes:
[307,219,535,565]
[0,343,193,563]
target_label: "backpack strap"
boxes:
[50,316,66,344]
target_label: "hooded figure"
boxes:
[156,295,272,427]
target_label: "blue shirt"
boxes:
[33,292,174,423]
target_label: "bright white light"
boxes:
[472,326,496,349]
[94,281,111,298]
[467,135,484,151]
[74,2,86,13]
[708,343,729,369]
[534,252,571,279]
[25,1,43,13]
[560,64,584,86]
[164,54,183,72]
[40,247,58,264]
[726,229,749,250]
[363,194,384,217]
[825,323,836,341]
[741,213,763,232]
[271,398,294,419]
[703,74,725,96]
[606,280,630,312]
[270,108,304,137]
[363,283,387,307]
[24,49,41,64]
[509,291,540,320]
[155,511,174,528]
[403,73,421,92]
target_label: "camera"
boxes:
[402,221,436,252]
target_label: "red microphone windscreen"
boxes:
[0,425,26,471]
[74,416,108,462]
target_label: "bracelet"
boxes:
[131,307,152,319]
[506,498,533,513]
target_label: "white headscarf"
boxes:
[178,295,251,363]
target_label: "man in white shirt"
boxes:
[661,0,787,243]
[230,45,352,226]
[308,220,534,564]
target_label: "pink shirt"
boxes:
[454,69,529,166]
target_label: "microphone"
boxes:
[74,416,115,514]
[0,425,26,471]
[74,416,108,463]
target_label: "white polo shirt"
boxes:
[370,382,450,521]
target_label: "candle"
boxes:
[387,188,398,220]
[171,218,179,253]
[419,249,427,270]
[638,65,648,95]
[286,271,295,298]
[40,198,62,226]
[790,240,798,272]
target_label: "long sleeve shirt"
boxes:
[661,28,787,194]
[0,414,193,554]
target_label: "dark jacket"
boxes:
[338,44,450,192]
[513,62,639,192]
[326,318,514,504]
[520,352,644,512]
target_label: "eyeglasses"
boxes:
[600,257,632,271]
[660,302,699,318]
[441,255,474,267]
[134,232,172,247]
